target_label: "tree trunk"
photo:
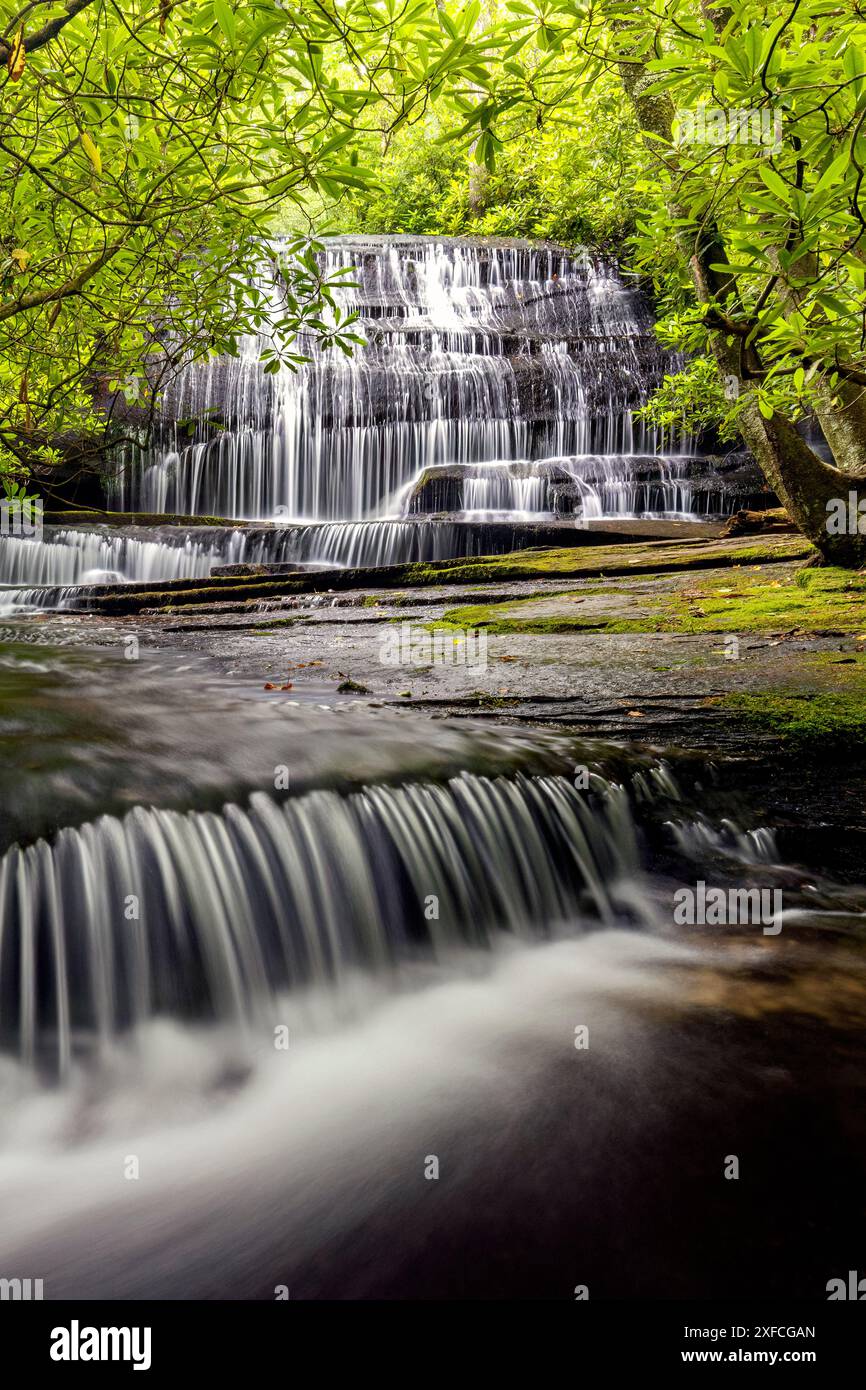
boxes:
[766,247,866,472]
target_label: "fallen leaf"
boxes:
[263,682,276,690]
[627,710,644,717]
[280,681,293,690]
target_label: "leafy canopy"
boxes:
[3,0,865,478]
[0,0,492,483]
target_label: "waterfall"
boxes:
[243,519,537,568]
[0,527,247,588]
[3,238,760,600]
[462,469,550,516]
[113,237,685,524]
[0,770,644,1073]
[403,455,746,521]
[555,454,731,520]
[0,517,563,598]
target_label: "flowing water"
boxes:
[0,622,863,1299]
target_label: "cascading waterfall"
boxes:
[557,454,724,520]
[0,517,553,596]
[243,519,528,568]
[463,469,549,516]
[0,527,247,589]
[113,237,688,530]
[2,237,765,607]
[3,238,758,598]
[0,769,645,1073]
[402,455,746,520]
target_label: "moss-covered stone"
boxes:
[720,690,866,748]
[434,564,866,636]
[72,533,812,617]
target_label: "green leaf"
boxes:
[213,0,236,45]
[759,167,792,204]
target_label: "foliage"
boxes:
[428,1,866,446]
[634,357,737,442]
[335,80,643,248]
[0,0,491,485]
[3,0,865,489]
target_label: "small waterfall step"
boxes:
[0,523,250,589]
[0,517,728,606]
[54,528,807,619]
[0,761,682,1072]
[210,518,729,574]
[403,454,774,519]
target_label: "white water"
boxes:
[1,239,750,593]
[0,528,245,588]
[0,929,706,1298]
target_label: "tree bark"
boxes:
[766,247,866,471]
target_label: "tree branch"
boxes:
[0,0,98,65]
[0,241,123,323]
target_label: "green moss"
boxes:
[400,534,808,588]
[654,568,866,634]
[804,649,866,675]
[721,690,866,748]
[435,566,866,636]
